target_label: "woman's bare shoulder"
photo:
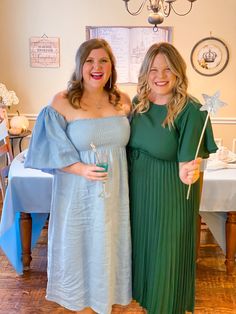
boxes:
[119,91,132,115]
[50,90,70,116]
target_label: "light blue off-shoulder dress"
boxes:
[24,105,132,313]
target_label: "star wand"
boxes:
[186,91,227,200]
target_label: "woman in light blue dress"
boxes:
[25,39,132,314]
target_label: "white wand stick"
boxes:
[186,90,227,200]
[186,112,210,200]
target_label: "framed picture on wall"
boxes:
[86,26,172,84]
[29,36,60,68]
[190,37,229,76]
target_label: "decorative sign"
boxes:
[190,37,229,76]
[30,36,60,68]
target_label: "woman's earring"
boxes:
[109,76,112,89]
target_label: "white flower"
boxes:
[0,83,19,107]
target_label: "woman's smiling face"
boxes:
[82,48,112,90]
[148,53,177,104]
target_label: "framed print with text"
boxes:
[190,37,229,76]
[30,36,60,68]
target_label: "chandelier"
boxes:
[122,0,197,31]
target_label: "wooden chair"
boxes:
[0,119,13,200]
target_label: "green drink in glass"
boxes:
[95,152,109,198]
[96,162,108,172]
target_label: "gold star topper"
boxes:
[200,90,227,115]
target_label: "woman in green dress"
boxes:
[128,42,218,314]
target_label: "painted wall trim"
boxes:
[8,113,38,121]
[7,114,236,124]
[211,117,236,124]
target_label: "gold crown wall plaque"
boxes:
[190,37,229,76]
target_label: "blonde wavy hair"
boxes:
[67,38,121,109]
[134,42,192,128]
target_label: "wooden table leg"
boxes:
[225,212,236,275]
[19,212,32,271]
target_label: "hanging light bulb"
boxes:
[122,0,197,31]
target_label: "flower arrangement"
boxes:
[0,84,29,135]
[0,83,19,108]
[0,83,19,129]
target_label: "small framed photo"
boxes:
[190,37,229,76]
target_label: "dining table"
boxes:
[0,150,53,274]
[0,150,236,275]
[199,161,236,274]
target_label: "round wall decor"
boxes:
[190,37,229,76]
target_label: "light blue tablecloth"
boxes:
[0,151,53,274]
[200,167,236,253]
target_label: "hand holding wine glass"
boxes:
[90,143,110,198]
[96,151,110,198]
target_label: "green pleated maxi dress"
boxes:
[128,100,217,314]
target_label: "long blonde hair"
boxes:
[134,42,191,128]
[67,38,120,109]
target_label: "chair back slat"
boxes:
[0,143,9,155]
[0,120,13,200]
[0,120,8,140]
[0,165,10,199]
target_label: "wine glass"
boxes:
[96,151,110,198]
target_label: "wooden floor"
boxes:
[0,201,236,313]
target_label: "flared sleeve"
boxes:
[24,105,81,172]
[175,99,218,162]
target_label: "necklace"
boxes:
[95,101,102,109]
[81,93,106,110]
